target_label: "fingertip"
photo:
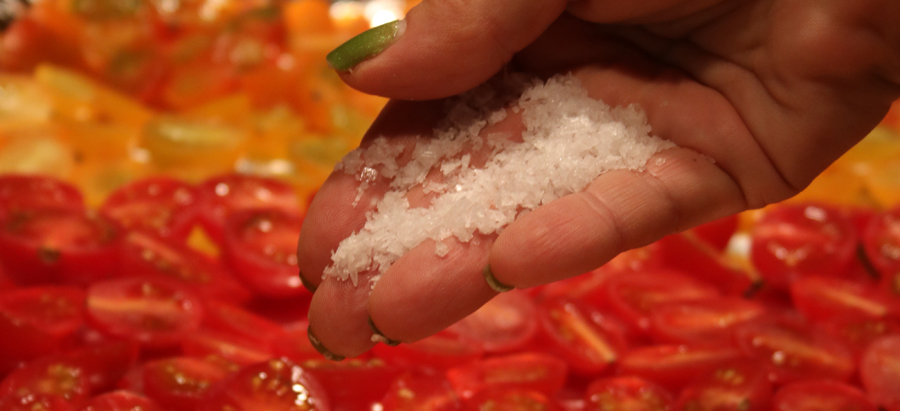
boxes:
[306,276,378,358]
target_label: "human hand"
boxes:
[297,0,900,359]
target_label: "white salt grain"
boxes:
[325,74,676,285]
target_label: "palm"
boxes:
[298,0,899,358]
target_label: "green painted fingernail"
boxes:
[483,265,514,293]
[307,326,345,361]
[326,20,405,71]
[368,317,401,346]
[299,271,317,293]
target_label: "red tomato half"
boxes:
[750,203,857,289]
[0,175,84,214]
[373,331,484,371]
[675,361,773,411]
[859,336,900,411]
[466,388,562,411]
[198,358,330,411]
[658,232,762,296]
[75,391,164,411]
[201,301,287,349]
[142,357,231,411]
[181,328,274,366]
[691,213,740,252]
[862,207,900,296]
[773,380,876,411]
[193,174,300,243]
[616,345,746,392]
[648,297,767,346]
[447,290,538,354]
[0,209,121,285]
[584,376,674,411]
[537,297,627,376]
[380,370,464,411]
[445,353,568,400]
[100,177,198,241]
[790,276,898,322]
[222,208,306,297]
[303,358,403,411]
[0,355,92,411]
[86,277,205,349]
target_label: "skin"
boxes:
[297,0,900,357]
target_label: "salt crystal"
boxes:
[326,74,676,285]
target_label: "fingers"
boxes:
[566,0,733,24]
[329,0,567,100]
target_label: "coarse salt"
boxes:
[326,74,676,286]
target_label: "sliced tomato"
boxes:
[690,213,740,252]
[819,316,900,355]
[119,231,252,304]
[465,388,562,411]
[750,203,857,289]
[862,207,900,296]
[74,391,164,411]
[772,380,877,411]
[734,316,856,384]
[674,361,773,411]
[201,300,287,349]
[142,357,231,411]
[181,328,274,366]
[99,177,198,241]
[657,232,762,296]
[447,290,538,354]
[380,370,464,411]
[584,376,674,411]
[790,276,898,322]
[192,174,300,243]
[303,358,403,411]
[648,297,767,346]
[0,355,92,411]
[616,345,745,392]
[445,353,568,400]
[271,322,324,363]
[0,17,84,73]
[0,209,121,285]
[536,297,627,376]
[859,335,900,411]
[71,341,141,394]
[0,175,84,214]
[86,277,205,349]
[373,330,484,371]
[221,208,306,297]
[198,358,329,411]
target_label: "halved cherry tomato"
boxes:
[271,322,323,363]
[198,358,330,411]
[648,297,767,346]
[750,203,857,289]
[584,376,674,411]
[373,330,485,371]
[71,341,141,394]
[75,390,164,411]
[192,174,300,243]
[862,207,900,296]
[201,301,287,349]
[0,209,121,285]
[674,361,773,411]
[734,316,856,384]
[86,277,205,349]
[0,287,85,374]
[447,290,538,354]
[99,177,198,241]
[221,208,306,297]
[142,357,231,411]
[859,336,900,411]
[773,380,877,411]
[0,354,92,411]
[616,345,746,392]
[445,353,568,400]
[819,316,900,355]
[537,297,627,376]
[380,370,464,411]
[0,175,84,214]
[303,358,403,411]
[119,231,252,305]
[790,276,898,322]
[658,232,762,296]
[691,213,740,252]
[181,328,274,366]
[466,388,562,411]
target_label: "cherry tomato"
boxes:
[648,297,767,346]
[380,370,464,411]
[466,388,562,411]
[445,353,568,400]
[374,330,485,371]
[99,177,198,241]
[584,376,674,411]
[819,316,900,355]
[142,357,231,411]
[221,208,306,297]
[192,174,300,243]
[0,17,83,73]
[181,328,274,366]
[71,341,141,394]
[616,345,746,392]
[773,380,876,411]
[658,232,762,296]
[86,277,205,349]
[198,358,330,411]
[0,175,84,214]
[859,336,900,411]
[674,361,773,411]
[201,301,288,349]
[790,276,898,322]
[862,207,900,295]
[0,355,92,411]
[271,322,324,364]
[750,203,857,289]
[537,297,627,376]
[691,213,740,252]
[119,231,252,305]
[75,391,164,411]
[447,290,538,354]
[0,209,121,285]
[304,358,403,411]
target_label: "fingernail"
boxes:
[368,317,401,346]
[483,265,514,293]
[326,19,406,72]
[307,326,345,361]
[299,271,317,293]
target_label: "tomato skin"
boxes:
[616,345,746,393]
[201,301,288,349]
[303,358,403,411]
[86,277,205,349]
[819,316,900,355]
[789,276,898,322]
[690,214,740,252]
[0,209,122,286]
[772,380,876,411]
[198,358,330,411]
[750,203,858,289]
[674,361,773,411]
[0,175,84,214]
[99,177,198,241]
[0,355,92,411]
[647,297,767,346]
[142,357,231,411]
[445,353,568,400]
[584,376,674,411]
[862,207,900,296]
[658,232,761,296]
[221,208,307,298]
[74,391,164,411]
[373,331,485,371]
[466,388,562,411]
[859,336,900,411]
[447,290,538,354]
[536,297,628,376]
[380,370,465,411]
[181,328,274,366]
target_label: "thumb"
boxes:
[326,0,568,100]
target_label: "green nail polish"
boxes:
[307,326,345,361]
[483,265,514,293]
[326,20,405,71]
[299,272,318,293]
[368,317,401,346]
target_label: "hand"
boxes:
[297,0,900,359]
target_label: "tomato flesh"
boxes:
[142,357,231,411]
[584,376,674,411]
[447,290,538,354]
[537,297,627,376]
[773,380,877,411]
[860,336,900,411]
[192,174,300,243]
[100,177,198,241]
[445,353,568,400]
[198,358,329,411]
